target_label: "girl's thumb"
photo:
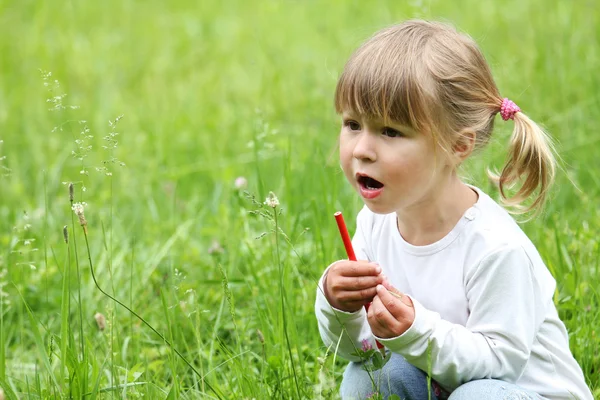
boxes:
[382,279,413,308]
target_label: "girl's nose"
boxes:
[352,132,377,162]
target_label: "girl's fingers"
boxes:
[336,261,381,277]
[339,275,383,290]
[375,284,406,319]
[368,294,400,331]
[377,281,413,310]
[367,294,401,337]
[337,287,378,302]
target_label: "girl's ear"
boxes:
[452,129,477,163]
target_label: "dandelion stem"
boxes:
[129,237,135,359]
[273,208,301,399]
[108,178,116,398]
[43,171,49,305]
[80,227,223,400]
[70,198,85,358]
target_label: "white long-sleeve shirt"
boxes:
[315,187,592,400]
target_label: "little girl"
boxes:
[315,20,593,400]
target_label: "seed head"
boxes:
[264,191,279,208]
[94,312,106,331]
[63,225,68,244]
[256,329,265,344]
[71,202,88,233]
[68,183,74,203]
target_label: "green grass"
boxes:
[0,0,599,398]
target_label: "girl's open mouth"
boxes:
[357,174,384,199]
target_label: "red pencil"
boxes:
[334,212,356,261]
[334,211,384,350]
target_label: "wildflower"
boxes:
[264,191,279,208]
[234,176,248,190]
[94,312,106,331]
[432,381,445,397]
[71,202,88,233]
[208,240,224,255]
[361,338,373,352]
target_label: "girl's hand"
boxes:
[367,282,415,339]
[323,261,384,313]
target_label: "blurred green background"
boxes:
[0,0,598,398]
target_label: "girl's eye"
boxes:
[344,120,361,131]
[382,127,403,138]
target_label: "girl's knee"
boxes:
[449,380,538,400]
[340,361,375,399]
[340,353,433,400]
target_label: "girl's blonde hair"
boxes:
[334,20,555,214]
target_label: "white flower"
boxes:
[234,176,247,190]
[71,202,88,231]
[71,202,85,216]
[264,192,279,208]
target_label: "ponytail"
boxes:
[489,110,556,216]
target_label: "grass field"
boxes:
[0,0,599,398]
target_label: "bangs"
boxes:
[334,27,438,133]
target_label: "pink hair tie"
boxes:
[500,98,521,121]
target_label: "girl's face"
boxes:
[339,111,450,215]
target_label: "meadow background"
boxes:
[0,0,599,398]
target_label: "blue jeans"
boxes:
[340,353,541,400]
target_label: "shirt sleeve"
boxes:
[375,244,554,391]
[314,208,379,361]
